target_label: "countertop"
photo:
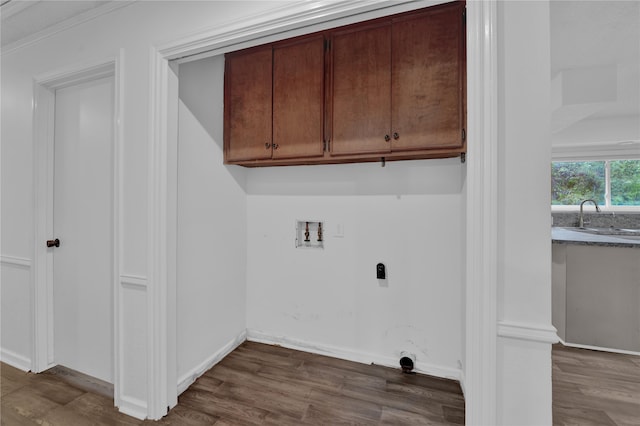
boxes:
[552,227,640,248]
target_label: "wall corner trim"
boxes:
[176,330,247,396]
[497,321,559,344]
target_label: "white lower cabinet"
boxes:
[552,243,640,352]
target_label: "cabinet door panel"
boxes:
[391,5,464,151]
[331,24,391,156]
[225,48,272,162]
[273,37,325,159]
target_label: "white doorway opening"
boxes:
[32,57,122,404]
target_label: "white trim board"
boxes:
[247,329,462,382]
[464,1,499,425]
[118,395,147,421]
[498,321,559,345]
[0,255,32,269]
[0,348,32,372]
[557,337,640,357]
[177,331,247,396]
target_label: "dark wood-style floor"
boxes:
[1,341,464,425]
[552,344,640,426]
[4,342,638,425]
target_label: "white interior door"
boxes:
[52,76,114,384]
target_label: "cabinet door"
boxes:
[273,36,325,160]
[391,3,465,151]
[224,48,273,162]
[330,23,391,156]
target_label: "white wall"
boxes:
[1,0,286,417]
[176,56,247,390]
[552,115,640,147]
[0,260,32,370]
[497,1,555,425]
[246,159,464,378]
[1,0,560,422]
[550,1,640,150]
[1,42,36,371]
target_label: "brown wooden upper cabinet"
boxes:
[224,1,466,166]
[330,2,465,156]
[224,36,325,164]
[224,47,272,162]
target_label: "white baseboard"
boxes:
[118,395,147,420]
[458,369,466,398]
[246,329,461,382]
[0,348,31,371]
[558,337,640,356]
[177,330,247,396]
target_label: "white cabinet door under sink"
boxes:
[564,245,640,352]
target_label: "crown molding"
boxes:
[159,0,439,62]
[1,1,135,56]
[0,0,39,20]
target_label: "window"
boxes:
[552,159,640,208]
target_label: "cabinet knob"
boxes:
[384,134,390,142]
[393,132,399,140]
[273,143,279,150]
[265,142,272,149]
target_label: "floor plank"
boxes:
[1,387,63,424]
[41,365,113,399]
[1,342,467,425]
[553,343,640,426]
[4,342,638,425]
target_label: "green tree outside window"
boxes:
[551,161,605,205]
[552,159,640,207]
[611,160,640,206]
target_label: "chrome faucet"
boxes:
[579,199,601,228]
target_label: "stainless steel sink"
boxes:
[574,227,640,238]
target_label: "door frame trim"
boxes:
[32,54,123,407]
[464,2,499,424]
[148,0,498,423]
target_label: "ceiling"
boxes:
[0,0,127,48]
[551,1,638,72]
[1,0,638,146]
[550,1,639,148]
